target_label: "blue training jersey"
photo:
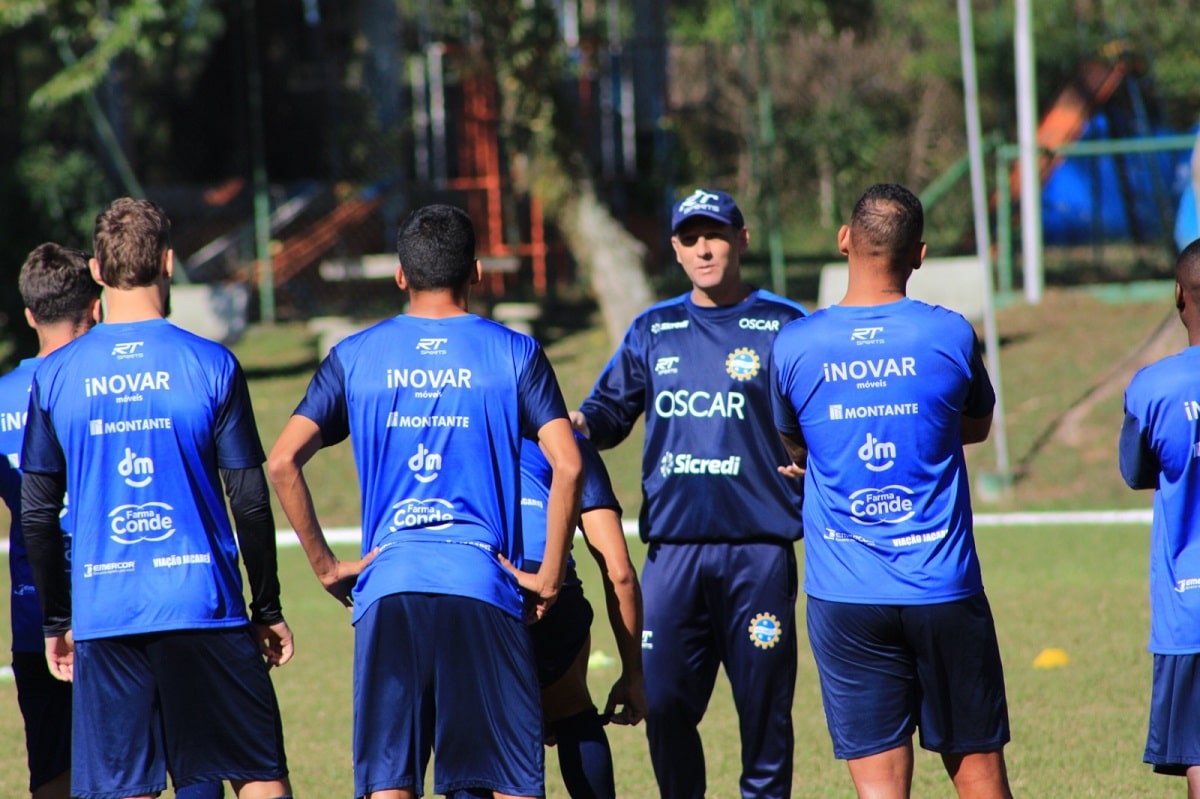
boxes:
[772,298,994,605]
[22,319,264,640]
[1121,347,1200,653]
[294,313,569,622]
[1,358,49,652]
[519,432,622,577]
[580,290,806,544]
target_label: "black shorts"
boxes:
[12,651,72,792]
[529,583,593,688]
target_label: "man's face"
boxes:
[671,217,747,295]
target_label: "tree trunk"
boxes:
[471,0,655,347]
[551,178,653,346]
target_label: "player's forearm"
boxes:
[222,467,284,625]
[538,465,583,591]
[603,570,643,678]
[267,455,340,581]
[577,401,637,451]
[20,470,71,634]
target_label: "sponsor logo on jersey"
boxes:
[1175,577,1200,593]
[650,320,689,334]
[654,356,681,375]
[389,497,455,532]
[0,409,26,433]
[118,447,155,487]
[108,502,176,544]
[725,347,760,381]
[386,413,470,429]
[822,528,876,546]
[739,318,781,331]
[822,357,915,389]
[857,433,896,472]
[5,452,18,469]
[152,552,212,568]
[891,529,948,547]
[408,443,442,483]
[521,497,545,509]
[828,402,919,421]
[89,416,174,436]
[748,612,782,649]
[83,560,136,578]
[848,485,916,525]
[654,389,745,419]
[850,327,885,345]
[659,451,742,478]
[386,368,472,399]
[84,371,171,404]
[416,338,448,355]
[111,341,145,359]
[1184,400,1200,422]
[641,630,654,650]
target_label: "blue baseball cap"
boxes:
[671,189,745,233]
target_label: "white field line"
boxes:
[0,509,1155,552]
[279,508,1155,547]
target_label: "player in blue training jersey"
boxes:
[519,433,645,799]
[21,198,293,799]
[0,243,100,799]
[268,203,583,799]
[571,189,805,799]
[773,184,1012,799]
[1120,238,1200,796]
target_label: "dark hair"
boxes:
[93,197,172,289]
[19,243,102,325]
[849,183,924,257]
[1177,238,1200,286]
[396,204,476,290]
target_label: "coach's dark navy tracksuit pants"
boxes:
[641,540,798,799]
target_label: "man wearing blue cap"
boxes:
[571,188,807,798]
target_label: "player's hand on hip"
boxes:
[498,553,560,622]
[604,672,647,726]
[568,410,591,438]
[255,619,295,667]
[45,631,75,682]
[320,547,379,608]
[777,462,805,479]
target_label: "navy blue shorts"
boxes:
[12,651,72,793]
[353,593,544,797]
[807,593,1011,760]
[1145,653,1200,774]
[72,627,288,799]
[529,581,593,687]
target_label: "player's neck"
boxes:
[35,321,86,357]
[102,285,168,323]
[406,288,471,319]
[690,281,752,308]
[839,262,909,306]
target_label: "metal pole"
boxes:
[751,0,786,297]
[1015,0,1043,303]
[958,0,1011,489]
[243,0,274,323]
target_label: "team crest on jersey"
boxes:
[748,612,781,649]
[725,347,760,381]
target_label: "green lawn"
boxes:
[0,284,1184,796]
[0,526,1175,797]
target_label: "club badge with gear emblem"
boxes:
[726,347,760,381]
[748,611,781,649]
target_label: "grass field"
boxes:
[0,284,1186,796]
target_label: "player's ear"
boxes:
[89,257,106,288]
[470,259,482,285]
[913,241,927,271]
[89,296,104,324]
[837,225,851,257]
[163,249,174,280]
[24,307,36,330]
[395,262,409,291]
[736,226,750,254]
[1176,281,1185,313]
